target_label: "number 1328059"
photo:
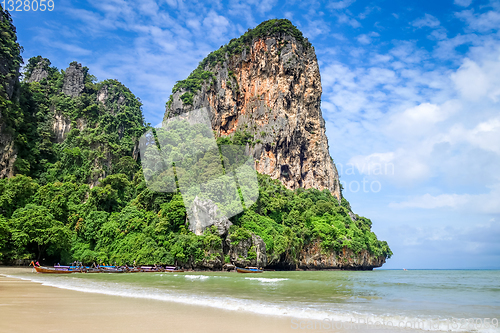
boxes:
[2,0,54,11]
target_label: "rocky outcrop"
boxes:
[52,110,72,143]
[164,19,341,200]
[0,132,16,178]
[297,241,385,270]
[62,62,85,97]
[180,230,267,270]
[225,233,267,268]
[189,197,233,236]
[0,9,21,178]
[97,84,126,116]
[27,58,49,83]
[264,240,385,271]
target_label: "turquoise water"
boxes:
[5,269,500,332]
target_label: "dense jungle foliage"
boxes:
[0,8,391,266]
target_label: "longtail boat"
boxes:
[140,266,161,272]
[164,266,184,272]
[31,263,185,274]
[236,267,263,273]
[34,266,79,274]
[100,266,125,273]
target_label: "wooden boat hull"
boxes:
[35,266,77,274]
[100,269,125,273]
[236,267,263,273]
[34,265,183,274]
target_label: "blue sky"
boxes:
[8,0,500,269]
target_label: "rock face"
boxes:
[297,241,385,270]
[0,133,16,178]
[97,84,128,119]
[189,197,233,236]
[185,196,268,270]
[52,111,72,143]
[164,20,341,200]
[0,9,22,179]
[62,62,85,97]
[225,233,267,268]
[27,58,49,83]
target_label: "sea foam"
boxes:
[244,277,289,283]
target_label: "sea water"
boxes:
[5,269,500,332]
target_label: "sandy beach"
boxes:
[0,267,294,333]
[0,267,466,333]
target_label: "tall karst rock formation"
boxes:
[164,19,341,200]
[0,9,22,178]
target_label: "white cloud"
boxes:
[389,193,470,209]
[451,55,500,102]
[46,41,92,56]
[389,184,500,214]
[202,11,231,42]
[328,0,356,10]
[386,102,457,139]
[412,14,440,28]
[357,6,378,20]
[348,149,430,185]
[138,0,159,16]
[454,0,472,7]
[445,118,500,154]
[356,32,379,44]
[302,18,331,39]
[336,14,361,28]
[456,9,500,32]
[322,9,500,198]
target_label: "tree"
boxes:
[158,194,186,232]
[0,175,38,218]
[10,204,72,262]
[0,215,11,261]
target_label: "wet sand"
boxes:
[0,267,294,333]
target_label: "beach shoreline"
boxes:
[0,267,479,333]
[0,267,296,333]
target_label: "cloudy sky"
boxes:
[9,0,500,269]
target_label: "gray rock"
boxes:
[296,240,385,270]
[97,84,125,115]
[0,129,16,178]
[27,59,49,83]
[52,110,71,143]
[62,62,85,97]
[97,85,109,103]
[223,263,235,271]
[188,197,233,236]
[226,232,267,267]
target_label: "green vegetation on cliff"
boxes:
[0,8,22,99]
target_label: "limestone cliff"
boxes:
[26,58,49,83]
[0,9,22,178]
[62,62,86,97]
[164,19,341,200]
[13,56,145,186]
